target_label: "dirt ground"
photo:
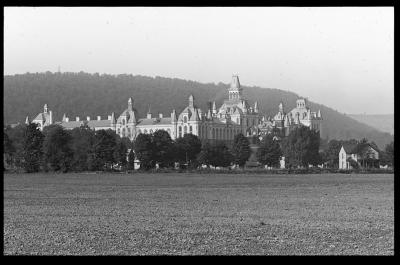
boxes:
[3,172,394,255]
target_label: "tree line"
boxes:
[3,123,394,173]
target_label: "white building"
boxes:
[339,143,380,169]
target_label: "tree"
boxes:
[127,149,136,170]
[92,129,117,171]
[4,124,26,169]
[114,136,129,171]
[22,123,44,173]
[175,134,202,168]
[70,125,96,171]
[197,142,213,168]
[257,134,282,168]
[231,133,251,168]
[210,142,233,168]
[42,124,73,172]
[3,132,15,169]
[323,139,343,168]
[281,126,320,168]
[133,133,155,170]
[383,141,394,168]
[152,130,174,168]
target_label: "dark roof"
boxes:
[137,117,172,126]
[342,142,379,154]
[59,120,112,129]
[342,143,358,154]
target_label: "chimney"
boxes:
[108,115,111,120]
[159,113,163,118]
[76,117,80,122]
[97,116,101,121]
[87,116,90,121]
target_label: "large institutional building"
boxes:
[28,75,322,141]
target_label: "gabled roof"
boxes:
[342,142,379,155]
[33,112,50,122]
[342,143,358,154]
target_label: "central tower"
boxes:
[228,75,243,100]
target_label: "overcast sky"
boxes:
[4,7,394,114]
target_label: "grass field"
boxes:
[3,172,394,255]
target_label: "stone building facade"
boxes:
[28,75,322,142]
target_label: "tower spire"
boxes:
[228,75,243,100]
[128,97,133,111]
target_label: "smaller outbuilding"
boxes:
[339,142,380,169]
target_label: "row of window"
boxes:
[117,126,242,140]
[117,127,172,138]
[197,126,242,140]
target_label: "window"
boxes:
[179,126,182,138]
[122,128,125,137]
[189,126,192,134]
[122,119,125,126]
[184,126,187,134]
[117,128,120,135]
[184,116,187,123]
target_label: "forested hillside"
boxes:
[3,72,393,149]
[348,114,394,135]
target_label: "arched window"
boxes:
[189,126,192,134]
[212,128,215,139]
[184,126,187,134]
[122,119,125,126]
[179,126,182,138]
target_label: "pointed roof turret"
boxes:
[111,112,116,124]
[25,116,30,125]
[171,109,177,122]
[189,109,200,121]
[44,104,48,113]
[212,101,217,114]
[128,97,133,111]
[230,75,241,90]
[207,109,212,119]
[188,94,194,108]
[228,75,243,100]
[279,101,284,113]
[62,113,67,122]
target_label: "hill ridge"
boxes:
[3,71,393,149]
